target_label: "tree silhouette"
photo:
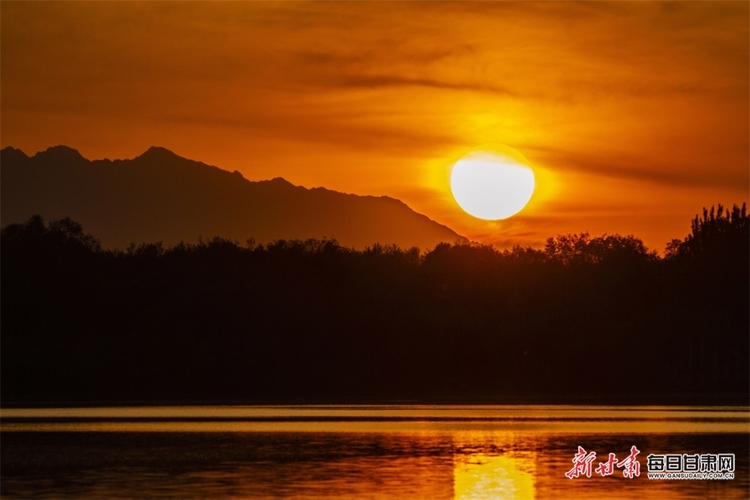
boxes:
[1,209,747,405]
[665,203,748,264]
[544,232,656,265]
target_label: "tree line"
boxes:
[2,204,747,405]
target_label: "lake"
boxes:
[1,405,748,499]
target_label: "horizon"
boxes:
[3,142,745,255]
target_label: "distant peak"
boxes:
[136,146,181,161]
[1,146,29,158]
[262,177,295,187]
[34,145,86,164]
[144,146,173,155]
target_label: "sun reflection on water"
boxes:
[452,431,537,500]
[454,453,535,500]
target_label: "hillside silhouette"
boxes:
[2,204,747,405]
[0,146,463,250]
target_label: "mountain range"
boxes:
[1,146,463,250]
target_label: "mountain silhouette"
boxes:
[1,146,464,249]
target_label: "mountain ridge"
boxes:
[1,146,465,250]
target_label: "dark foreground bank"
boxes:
[2,205,748,405]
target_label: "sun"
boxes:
[450,150,535,220]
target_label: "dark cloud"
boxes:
[520,142,749,191]
[334,74,517,97]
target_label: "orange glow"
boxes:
[1,1,747,250]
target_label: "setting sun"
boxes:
[450,151,535,220]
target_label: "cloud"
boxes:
[521,145,749,191]
[334,74,518,97]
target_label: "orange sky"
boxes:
[2,1,748,252]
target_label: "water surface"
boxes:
[2,405,747,499]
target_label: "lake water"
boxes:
[1,406,748,499]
